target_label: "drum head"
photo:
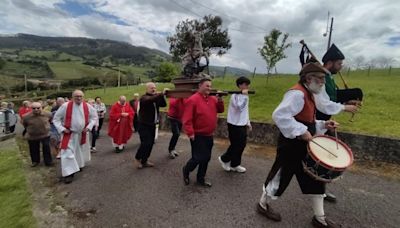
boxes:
[308,135,353,170]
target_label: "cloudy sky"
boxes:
[1,0,399,73]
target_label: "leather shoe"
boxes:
[196,181,212,187]
[134,159,143,169]
[257,203,282,222]
[142,161,154,167]
[325,193,337,203]
[312,216,341,228]
[182,167,190,185]
[64,174,74,184]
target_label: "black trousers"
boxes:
[168,118,182,151]
[135,124,156,164]
[91,128,98,148]
[221,123,247,167]
[97,118,104,134]
[184,135,214,183]
[28,136,52,165]
[133,113,139,132]
[264,134,325,195]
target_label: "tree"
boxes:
[353,56,366,69]
[156,62,179,82]
[258,29,291,74]
[167,15,232,61]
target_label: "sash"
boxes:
[60,102,89,150]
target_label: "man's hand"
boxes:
[63,129,71,134]
[163,88,170,95]
[189,135,195,141]
[241,89,249,95]
[325,120,339,131]
[247,124,252,132]
[344,104,358,113]
[299,131,313,142]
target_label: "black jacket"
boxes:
[138,93,166,126]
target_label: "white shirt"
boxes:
[53,102,98,134]
[314,85,345,115]
[227,93,250,126]
[272,90,328,139]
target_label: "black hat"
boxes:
[322,43,345,63]
[299,62,329,76]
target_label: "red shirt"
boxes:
[18,107,32,119]
[182,92,224,137]
[168,98,186,120]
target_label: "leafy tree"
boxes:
[156,62,179,82]
[259,29,291,74]
[167,15,232,61]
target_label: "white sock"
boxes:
[311,194,326,225]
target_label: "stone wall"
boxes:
[158,112,400,164]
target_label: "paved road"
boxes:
[52,127,400,228]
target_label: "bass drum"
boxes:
[303,135,353,183]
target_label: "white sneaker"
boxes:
[218,156,231,171]
[231,165,246,173]
[91,147,97,153]
[171,150,179,157]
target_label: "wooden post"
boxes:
[252,67,256,78]
[223,66,227,79]
[347,67,350,76]
[24,73,27,96]
[388,66,392,76]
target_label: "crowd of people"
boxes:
[9,44,361,228]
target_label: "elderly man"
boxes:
[108,95,134,153]
[182,78,224,187]
[53,90,97,184]
[257,63,342,228]
[22,102,53,167]
[134,82,167,169]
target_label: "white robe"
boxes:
[53,102,98,177]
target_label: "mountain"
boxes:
[209,65,252,77]
[0,33,171,65]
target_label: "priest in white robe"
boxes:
[53,90,98,184]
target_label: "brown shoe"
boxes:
[257,203,282,222]
[134,159,143,169]
[143,161,154,167]
[312,216,341,228]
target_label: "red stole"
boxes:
[60,101,89,150]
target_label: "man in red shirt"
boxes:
[167,98,185,159]
[182,78,224,187]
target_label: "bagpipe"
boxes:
[299,40,363,120]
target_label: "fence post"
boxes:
[347,67,350,76]
[388,66,392,76]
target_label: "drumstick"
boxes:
[310,140,338,158]
[334,128,339,150]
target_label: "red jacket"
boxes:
[182,92,224,137]
[168,98,186,120]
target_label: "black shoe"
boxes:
[196,181,212,187]
[31,162,39,167]
[312,216,341,228]
[257,203,282,222]
[325,193,337,203]
[115,147,121,153]
[64,174,74,184]
[182,167,190,185]
[45,163,54,167]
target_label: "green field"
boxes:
[85,71,400,138]
[0,140,37,228]
[48,61,119,79]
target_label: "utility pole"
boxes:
[118,67,121,87]
[323,12,334,51]
[24,73,27,96]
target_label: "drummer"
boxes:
[257,62,341,228]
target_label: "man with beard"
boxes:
[257,63,342,228]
